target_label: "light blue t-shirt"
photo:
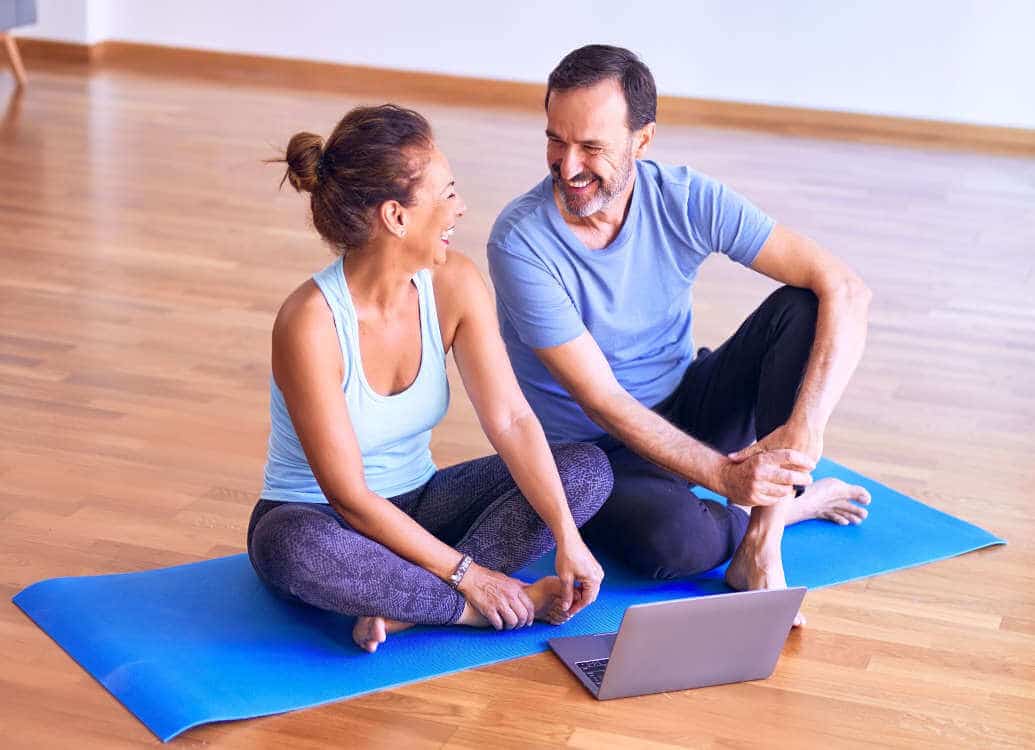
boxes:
[261,258,450,503]
[487,160,773,442]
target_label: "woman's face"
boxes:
[405,146,466,268]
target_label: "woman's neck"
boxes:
[341,239,417,316]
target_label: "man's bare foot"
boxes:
[725,521,806,627]
[458,575,571,628]
[352,615,414,653]
[787,477,871,526]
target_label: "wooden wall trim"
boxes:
[15,36,95,64]
[15,37,1035,154]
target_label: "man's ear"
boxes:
[633,122,656,158]
[379,200,408,239]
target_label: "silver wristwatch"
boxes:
[448,554,473,589]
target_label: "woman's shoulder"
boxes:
[430,250,493,347]
[431,249,484,298]
[272,279,338,354]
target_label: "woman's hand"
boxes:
[456,562,535,630]
[554,536,604,619]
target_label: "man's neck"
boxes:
[555,170,637,251]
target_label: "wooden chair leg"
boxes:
[1,33,28,88]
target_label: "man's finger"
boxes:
[765,466,813,486]
[760,482,794,499]
[768,448,816,470]
[727,443,762,462]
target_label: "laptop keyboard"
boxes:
[575,658,609,687]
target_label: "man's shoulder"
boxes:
[638,159,706,199]
[488,177,559,256]
[637,160,733,228]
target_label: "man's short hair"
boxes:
[546,44,657,131]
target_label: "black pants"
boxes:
[581,286,819,579]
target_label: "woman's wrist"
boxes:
[552,519,583,548]
[446,552,474,589]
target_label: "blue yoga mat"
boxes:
[14,459,1004,741]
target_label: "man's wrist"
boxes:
[705,453,733,499]
[788,408,825,438]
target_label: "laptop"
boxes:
[548,587,806,700]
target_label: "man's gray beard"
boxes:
[556,151,635,218]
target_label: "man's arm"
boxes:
[534,332,814,507]
[735,224,872,461]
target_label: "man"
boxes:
[487,45,873,625]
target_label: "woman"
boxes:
[249,104,613,653]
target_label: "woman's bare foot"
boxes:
[787,477,871,526]
[352,615,414,653]
[725,506,806,627]
[458,575,571,628]
[353,575,575,652]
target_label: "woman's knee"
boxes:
[550,442,614,524]
[248,505,338,586]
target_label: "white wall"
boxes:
[16,0,1035,129]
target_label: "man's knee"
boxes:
[551,442,614,525]
[641,527,730,580]
[637,503,748,580]
[768,285,818,325]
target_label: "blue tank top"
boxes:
[261,257,450,502]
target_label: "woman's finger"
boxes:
[497,601,520,630]
[558,573,575,612]
[511,588,534,627]
[483,605,503,631]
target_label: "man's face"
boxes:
[546,78,637,217]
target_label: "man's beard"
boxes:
[551,148,635,218]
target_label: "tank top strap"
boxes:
[413,268,446,362]
[311,257,355,383]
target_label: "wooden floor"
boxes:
[1,62,1034,749]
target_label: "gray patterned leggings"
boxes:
[247,442,612,625]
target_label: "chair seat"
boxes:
[1,0,37,32]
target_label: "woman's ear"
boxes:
[379,200,408,239]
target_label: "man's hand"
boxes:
[554,536,604,619]
[729,419,824,465]
[719,448,816,507]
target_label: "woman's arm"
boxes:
[439,254,604,616]
[272,281,534,628]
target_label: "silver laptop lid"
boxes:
[598,587,806,700]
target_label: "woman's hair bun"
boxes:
[275,105,433,256]
[283,131,325,194]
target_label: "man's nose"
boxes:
[559,148,583,181]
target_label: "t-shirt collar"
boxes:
[541,161,642,256]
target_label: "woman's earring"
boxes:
[400,229,407,237]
